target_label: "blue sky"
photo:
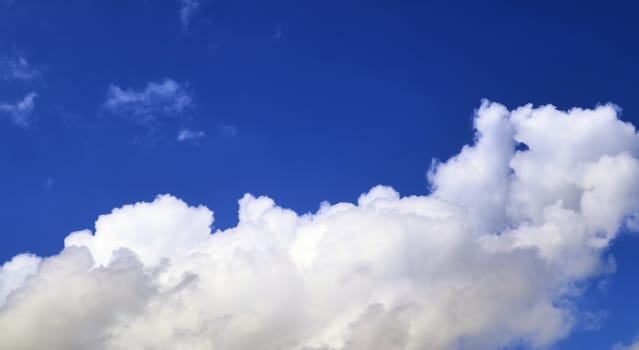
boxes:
[1,1,639,349]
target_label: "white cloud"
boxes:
[103,78,193,129]
[179,0,200,33]
[0,92,37,127]
[177,128,205,142]
[0,54,39,81]
[0,254,41,305]
[1,102,639,350]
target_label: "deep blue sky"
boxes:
[1,1,639,348]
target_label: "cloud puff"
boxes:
[0,92,37,127]
[0,54,39,81]
[179,0,200,33]
[1,102,638,350]
[177,128,205,142]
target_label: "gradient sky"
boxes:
[1,1,639,348]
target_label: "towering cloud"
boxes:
[1,102,638,350]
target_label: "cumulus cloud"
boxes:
[0,54,39,81]
[177,128,205,142]
[1,102,639,350]
[179,0,200,33]
[0,254,41,305]
[0,92,37,127]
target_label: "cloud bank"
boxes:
[1,102,639,350]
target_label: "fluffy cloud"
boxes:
[0,254,41,305]
[0,92,37,127]
[1,102,638,350]
[179,0,200,33]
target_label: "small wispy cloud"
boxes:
[218,124,238,136]
[581,310,608,331]
[614,340,639,350]
[0,54,39,81]
[272,26,283,40]
[0,92,37,127]
[104,79,193,128]
[208,42,222,52]
[177,128,205,142]
[179,0,200,33]
[44,177,54,190]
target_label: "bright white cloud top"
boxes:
[1,102,638,350]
